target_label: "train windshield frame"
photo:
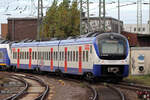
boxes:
[97,34,127,60]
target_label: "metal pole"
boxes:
[99,0,101,32]
[118,0,120,34]
[140,0,142,33]
[37,0,43,40]
[103,0,106,32]
[149,0,150,34]
[80,0,83,35]
[87,0,90,33]
[137,0,139,33]
[37,0,40,40]
[41,0,43,39]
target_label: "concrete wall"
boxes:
[124,24,150,34]
[131,47,150,75]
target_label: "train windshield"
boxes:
[101,40,124,55]
[98,37,127,60]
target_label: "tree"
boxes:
[42,0,80,39]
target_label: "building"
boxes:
[82,17,123,33]
[121,31,150,47]
[124,23,150,34]
[7,17,37,41]
[1,24,8,39]
[121,31,138,47]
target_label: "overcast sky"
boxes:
[0,0,150,33]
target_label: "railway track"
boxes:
[1,71,98,100]
[112,81,150,100]
[3,73,49,100]
[45,74,98,100]
[95,83,125,100]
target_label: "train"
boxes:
[0,32,130,81]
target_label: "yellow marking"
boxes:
[0,64,6,66]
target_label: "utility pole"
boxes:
[99,0,101,32]
[118,0,120,34]
[87,0,90,33]
[103,0,106,32]
[37,0,43,40]
[80,0,91,34]
[80,0,83,35]
[149,0,150,34]
[137,0,142,34]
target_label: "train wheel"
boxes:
[55,69,63,77]
[34,67,41,74]
[84,72,94,83]
[12,66,18,72]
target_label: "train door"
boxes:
[58,46,65,72]
[83,44,93,70]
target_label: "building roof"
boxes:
[7,17,37,21]
[82,16,123,23]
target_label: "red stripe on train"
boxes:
[79,46,82,73]
[50,48,53,71]
[64,47,67,72]
[17,49,20,68]
[29,48,32,69]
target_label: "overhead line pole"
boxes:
[80,0,83,35]
[87,0,90,33]
[149,0,150,34]
[99,0,101,32]
[118,0,121,33]
[37,0,43,40]
[118,0,120,34]
[103,0,106,32]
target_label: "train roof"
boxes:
[11,32,127,48]
[11,37,95,48]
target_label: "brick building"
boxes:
[7,17,37,41]
[1,24,8,39]
[121,31,150,47]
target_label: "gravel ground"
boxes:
[118,88,140,100]
[37,75,92,100]
[0,78,24,100]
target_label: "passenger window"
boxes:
[68,51,70,61]
[35,52,37,60]
[86,51,88,62]
[70,51,72,61]
[62,52,64,61]
[90,45,92,53]
[60,52,62,61]
[83,51,85,62]
[49,52,51,60]
[54,52,56,61]
[76,51,78,61]
[73,51,75,61]
[32,52,34,60]
[56,52,58,61]
[20,52,21,59]
[22,52,24,59]
[27,52,28,60]
[46,52,48,60]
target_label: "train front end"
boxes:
[93,33,129,80]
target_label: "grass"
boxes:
[125,74,150,86]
